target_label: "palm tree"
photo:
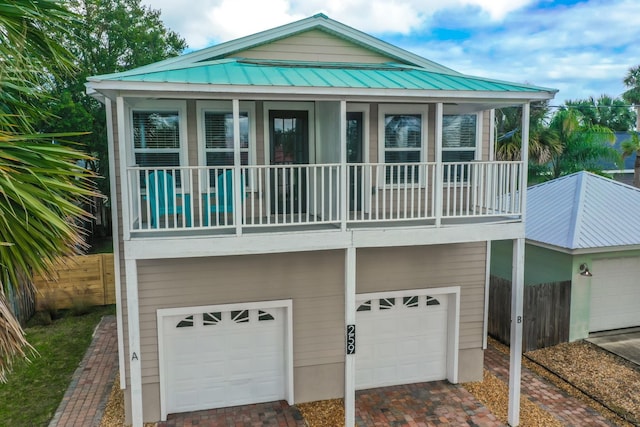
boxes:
[0,1,96,382]
[621,132,640,188]
[547,109,619,179]
[495,102,562,165]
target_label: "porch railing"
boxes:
[126,161,523,233]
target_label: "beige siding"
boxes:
[356,242,487,350]
[236,30,394,64]
[136,250,345,396]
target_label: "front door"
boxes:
[270,110,309,214]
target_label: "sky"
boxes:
[139,0,640,105]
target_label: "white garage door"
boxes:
[162,307,286,415]
[356,294,448,390]
[590,257,640,332]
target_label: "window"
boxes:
[197,101,256,189]
[442,114,479,181]
[133,110,181,168]
[203,111,250,167]
[379,105,427,184]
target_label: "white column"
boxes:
[116,96,131,240]
[520,103,530,221]
[105,98,127,387]
[434,102,444,226]
[232,99,243,236]
[344,247,356,427]
[340,100,348,231]
[125,259,144,427]
[483,240,491,349]
[508,238,525,426]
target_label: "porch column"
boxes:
[340,100,348,231]
[232,99,243,235]
[105,98,127,387]
[519,103,530,219]
[116,96,131,240]
[434,102,444,226]
[508,238,525,426]
[344,246,356,427]
[125,259,144,427]
[508,103,529,425]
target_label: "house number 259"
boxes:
[346,324,356,355]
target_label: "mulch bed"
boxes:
[526,340,640,426]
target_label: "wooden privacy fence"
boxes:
[33,254,116,310]
[488,275,571,352]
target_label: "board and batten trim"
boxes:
[156,299,294,421]
[355,286,460,383]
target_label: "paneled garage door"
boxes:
[590,257,640,332]
[355,294,448,390]
[161,307,286,415]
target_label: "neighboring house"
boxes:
[602,131,638,186]
[491,171,640,347]
[86,14,556,426]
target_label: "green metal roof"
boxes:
[89,59,556,94]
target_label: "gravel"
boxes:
[297,398,344,427]
[526,340,640,426]
[463,370,563,427]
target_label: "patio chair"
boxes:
[147,170,192,228]
[203,169,245,225]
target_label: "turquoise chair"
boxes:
[147,170,192,227]
[203,170,244,225]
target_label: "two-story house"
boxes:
[86,14,556,426]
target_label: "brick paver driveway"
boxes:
[356,381,504,426]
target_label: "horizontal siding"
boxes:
[236,30,393,64]
[357,242,487,349]
[136,250,344,385]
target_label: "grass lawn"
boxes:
[0,305,115,426]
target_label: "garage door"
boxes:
[355,293,448,390]
[590,257,640,332]
[162,307,286,415]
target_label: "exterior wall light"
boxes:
[579,263,592,277]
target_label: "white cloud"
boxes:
[140,0,640,103]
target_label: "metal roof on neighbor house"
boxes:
[526,171,640,250]
[89,58,556,93]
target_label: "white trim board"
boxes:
[156,299,294,421]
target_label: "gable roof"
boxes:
[86,14,557,100]
[526,171,640,250]
[115,14,459,76]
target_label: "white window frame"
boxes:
[377,104,429,186]
[442,112,483,162]
[196,100,257,191]
[128,100,188,169]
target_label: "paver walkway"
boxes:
[484,344,615,427]
[356,380,503,426]
[156,401,306,427]
[49,315,118,427]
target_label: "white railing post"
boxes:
[435,103,444,226]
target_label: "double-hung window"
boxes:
[379,105,427,184]
[197,101,255,189]
[133,110,181,168]
[442,114,480,181]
